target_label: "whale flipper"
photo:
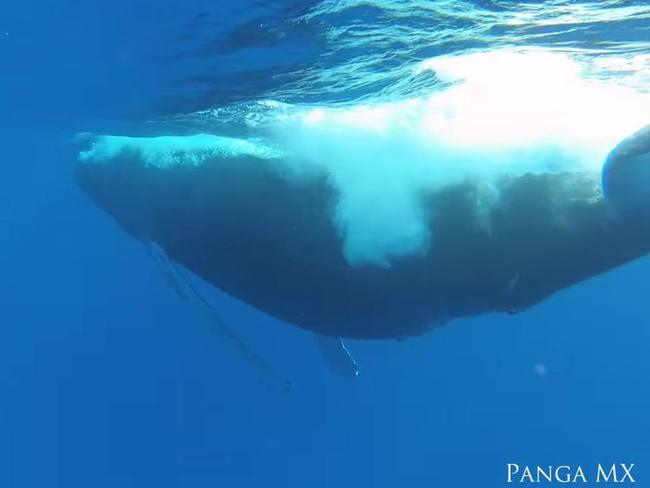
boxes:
[315,336,359,378]
[147,243,292,393]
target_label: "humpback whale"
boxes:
[75,52,650,349]
[76,124,650,340]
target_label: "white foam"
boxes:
[80,134,282,167]
[270,50,650,265]
[80,50,650,267]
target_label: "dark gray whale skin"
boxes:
[76,130,650,339]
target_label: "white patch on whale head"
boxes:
[79,134,282,167]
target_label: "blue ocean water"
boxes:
[3,1,650,486]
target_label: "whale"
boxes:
[75,124,650,341]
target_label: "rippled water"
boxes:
[165,1,648,107]
[136,0,650,143]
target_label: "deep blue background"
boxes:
[2,1,650,486]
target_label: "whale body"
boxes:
[76,124,650,339]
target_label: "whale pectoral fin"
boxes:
[146,242,292,394]
[314,335,359,378]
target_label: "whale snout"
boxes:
[602,124,650,216]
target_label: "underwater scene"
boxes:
[3,1,650,486]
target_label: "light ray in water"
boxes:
[146,242,292,394]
